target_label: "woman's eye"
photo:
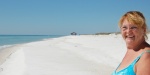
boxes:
[121,26,127,30]
[122,27,127,28]
[131,26,137,29]
[121,25,138,31]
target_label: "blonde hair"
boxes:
[119,11,148,39]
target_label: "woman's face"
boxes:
[121,19,145,49]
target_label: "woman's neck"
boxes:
[127,41,150,51]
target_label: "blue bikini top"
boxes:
[112,50,150,75]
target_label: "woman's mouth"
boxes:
[125,35,135,42]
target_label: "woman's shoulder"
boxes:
[139,49,150,60]
[141,50,150,59]
[135,50,150,74]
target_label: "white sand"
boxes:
[1,34,149,75]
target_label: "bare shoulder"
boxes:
[135,50,150,75]
[139,50,150,63]
[140,50,150,60]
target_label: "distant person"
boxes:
[112,11,150,75]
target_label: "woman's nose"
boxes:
[126,28,133,33]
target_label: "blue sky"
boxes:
[0,0,150,35]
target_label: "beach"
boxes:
[1,34,147,75]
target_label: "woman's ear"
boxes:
[142,26,146,33]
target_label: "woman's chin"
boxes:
[125,39,134,43]
[127,45,134,49]
[126,41,135,49]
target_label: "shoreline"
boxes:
[0,35,66,66]
[0,44,23,65]
[0,34,127,75]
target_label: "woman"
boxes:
[112,11,150,75]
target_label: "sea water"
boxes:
[0,35,64,50]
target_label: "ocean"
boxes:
[0,35,64,50]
